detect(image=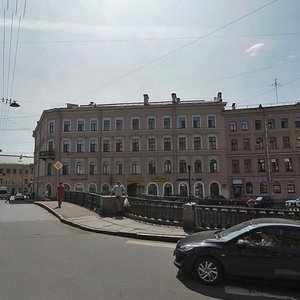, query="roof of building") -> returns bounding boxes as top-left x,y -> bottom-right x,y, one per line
0,155 -> 34,165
